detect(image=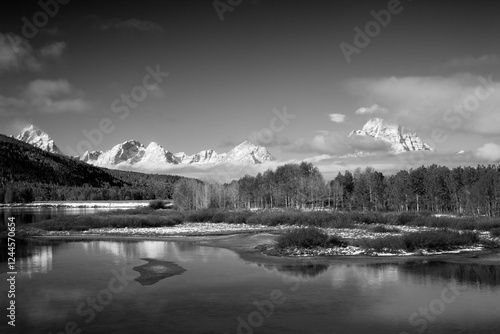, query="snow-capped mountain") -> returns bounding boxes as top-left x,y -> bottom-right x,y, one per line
16,125 -> 62,155
349,118 -> 434,154
81,139 -> 273,169
219,140 -> 274,164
